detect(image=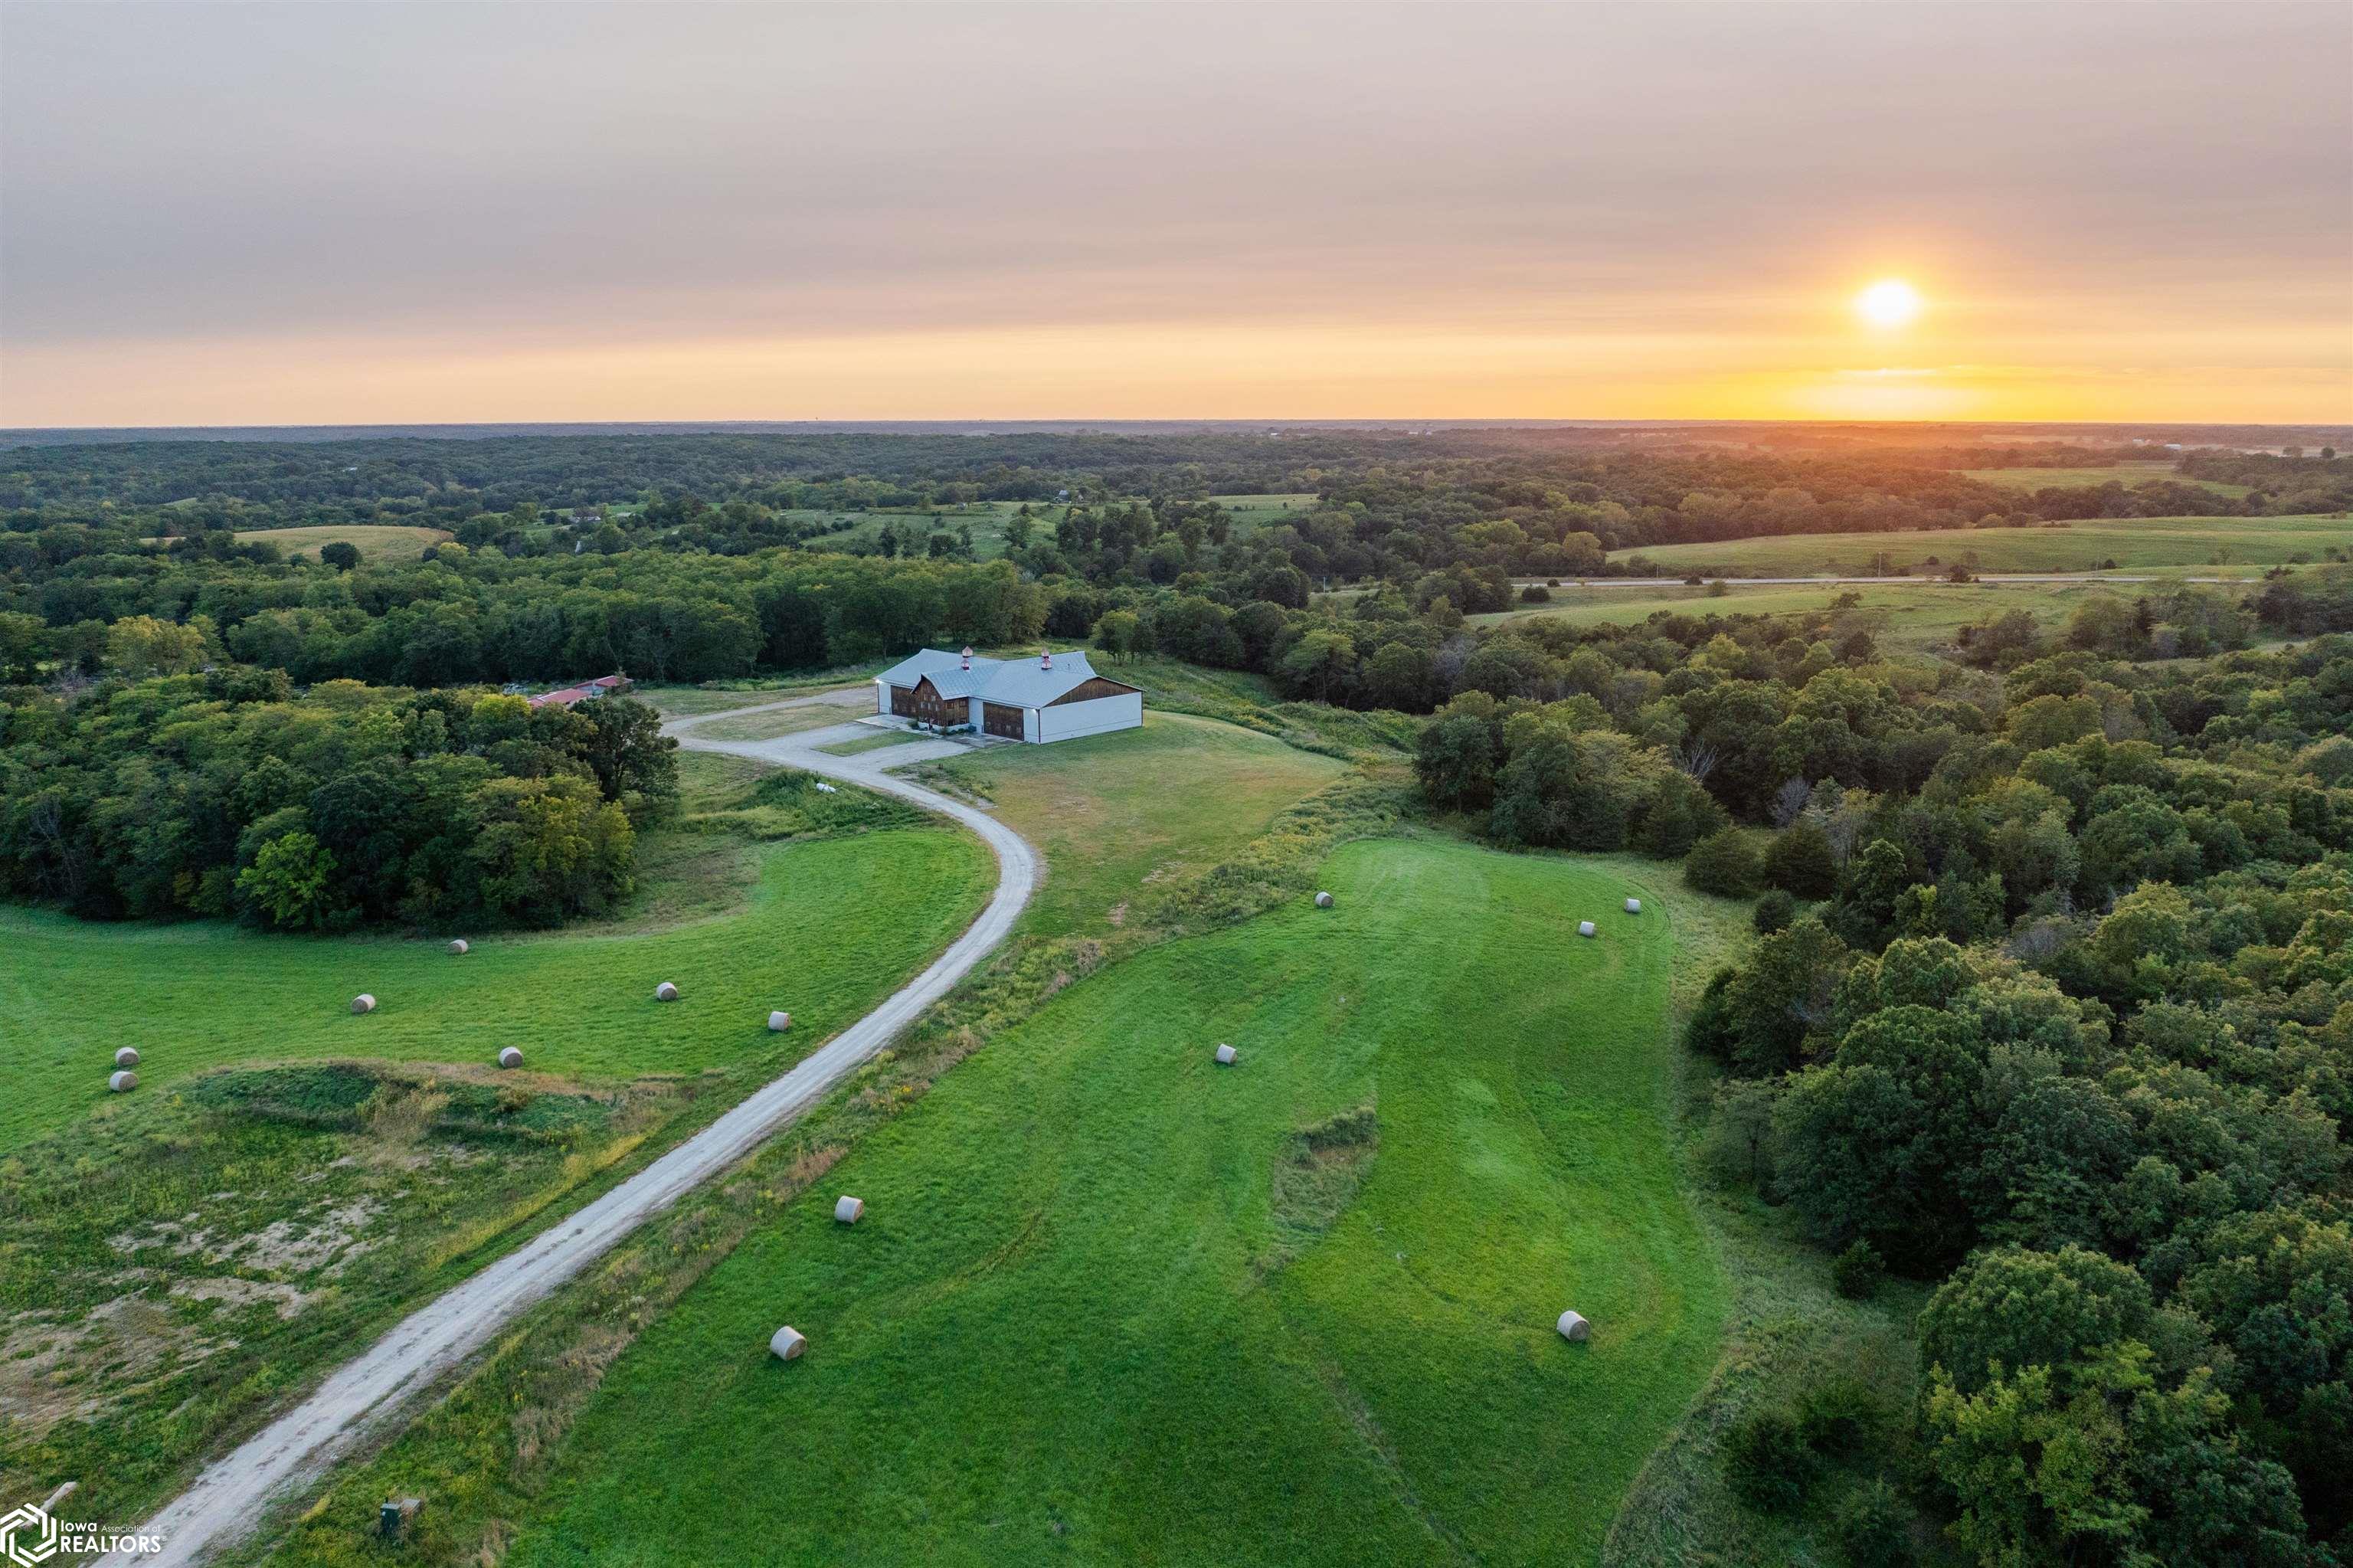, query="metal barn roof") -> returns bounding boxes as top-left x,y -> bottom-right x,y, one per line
875,648 -> 1119,709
